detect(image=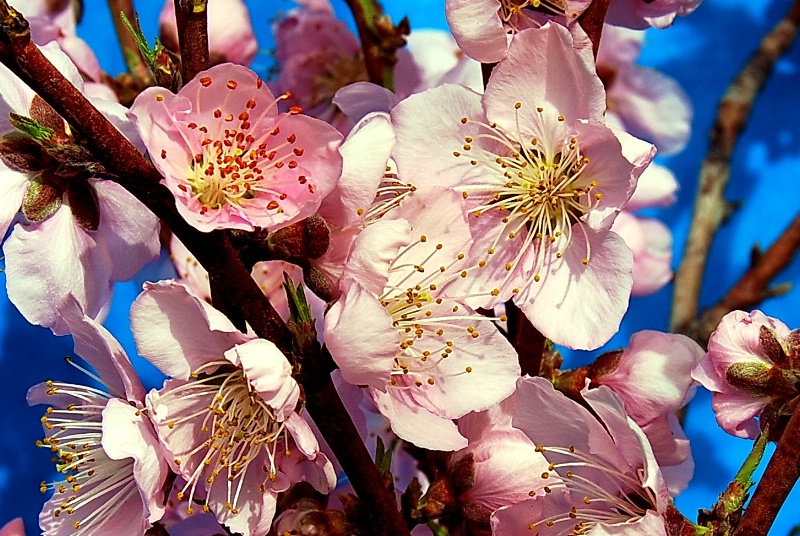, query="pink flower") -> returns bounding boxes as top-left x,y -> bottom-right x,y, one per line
132,281 -> 334,536
692,310 -> 794,439
445,0 -> 591,63
606,0 -> 703,29
598,25 -> 692,156
159,0 -> 258,66
391,24 -> 654,350
592,330 -> 703,494
29,296 -> 169,536
0,43 -> 159,334
129,63 -> 343,233
492,377 -> 670,535
324,191 -> 520,450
